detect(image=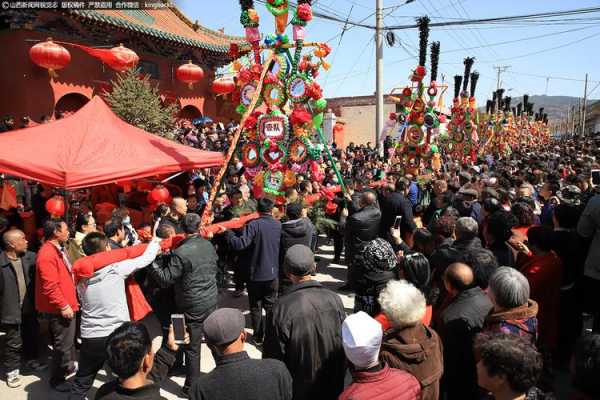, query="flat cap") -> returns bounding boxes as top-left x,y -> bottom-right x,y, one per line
202,308 -> 245,346
284,244 -> 315,276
